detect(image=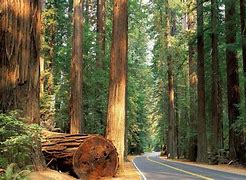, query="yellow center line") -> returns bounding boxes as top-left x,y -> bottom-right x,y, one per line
146,156 -> 214,180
